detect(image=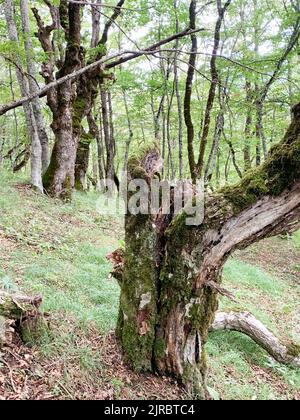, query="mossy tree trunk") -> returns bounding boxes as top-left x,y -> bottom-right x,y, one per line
42,3 -> 82,200
115,103 -> 300,398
